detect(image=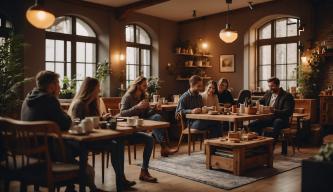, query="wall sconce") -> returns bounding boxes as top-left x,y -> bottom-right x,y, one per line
119,53 -> 125,61
202,42 -> 208,50
26,0 -> 55,29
